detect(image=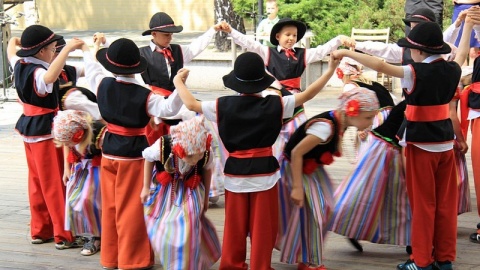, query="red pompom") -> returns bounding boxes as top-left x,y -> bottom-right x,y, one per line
320,152 -> 334,165
172,144 -> 186,159
336,68 -> 344,79
67,149 -> 80,164
91,156 -> 101,167
156,171 -> 173,186
184,174 -> 201,189
303,159 -> 318,175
